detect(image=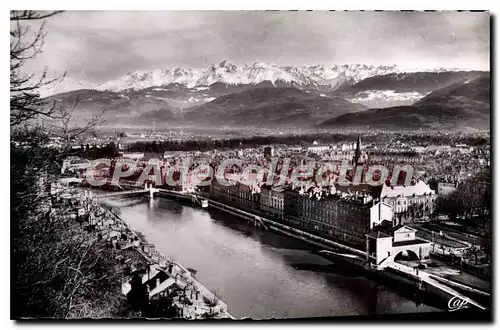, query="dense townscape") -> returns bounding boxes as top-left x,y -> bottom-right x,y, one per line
11,10 -> 491,321
46,127 -> 491,273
